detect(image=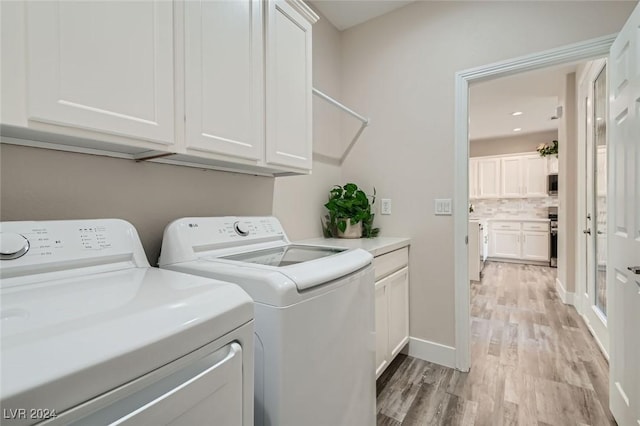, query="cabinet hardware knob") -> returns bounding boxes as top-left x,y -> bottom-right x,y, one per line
583,228 -> 591,235
627,266 -> 640,275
